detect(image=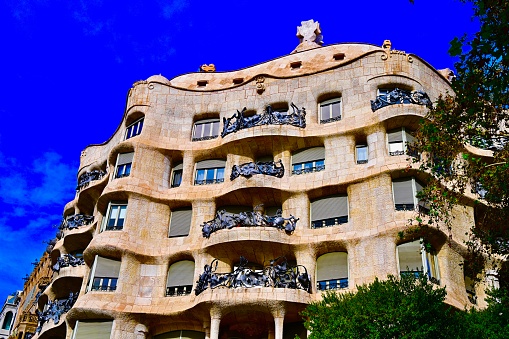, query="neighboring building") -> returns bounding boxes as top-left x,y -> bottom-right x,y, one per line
0,291 -> 20,339
32,20 -> 488,339
8,252 -> 53,339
